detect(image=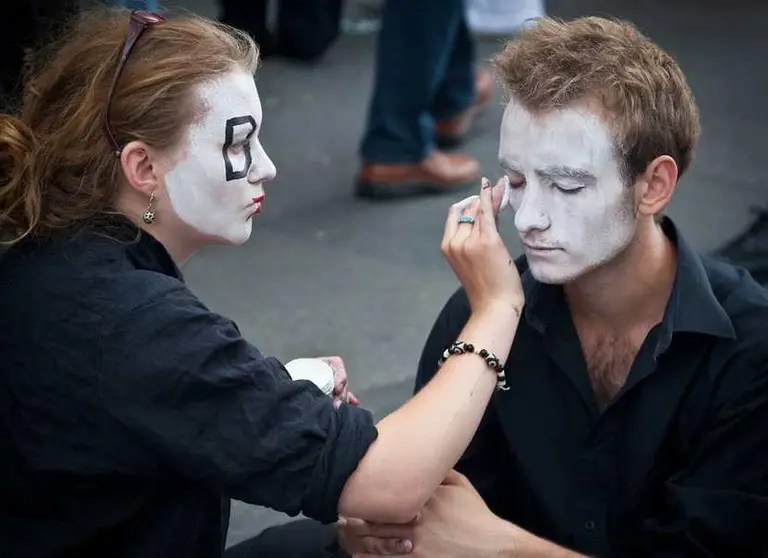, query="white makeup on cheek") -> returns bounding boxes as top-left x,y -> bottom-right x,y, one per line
498,98 -> 637,284
164,70 -> 268,245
